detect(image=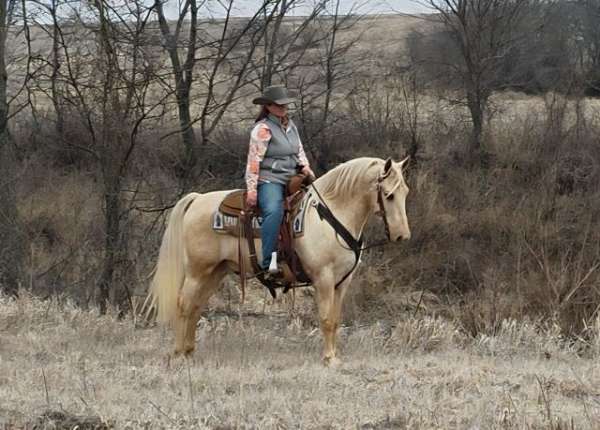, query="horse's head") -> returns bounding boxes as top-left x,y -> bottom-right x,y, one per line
375,157 -> 411,242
